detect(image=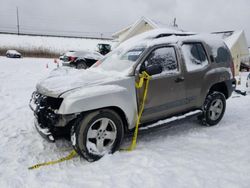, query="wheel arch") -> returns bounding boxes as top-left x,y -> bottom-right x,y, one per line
108,106 -> 130,133
79,106 -> 130,134
208,82 -> 229,99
